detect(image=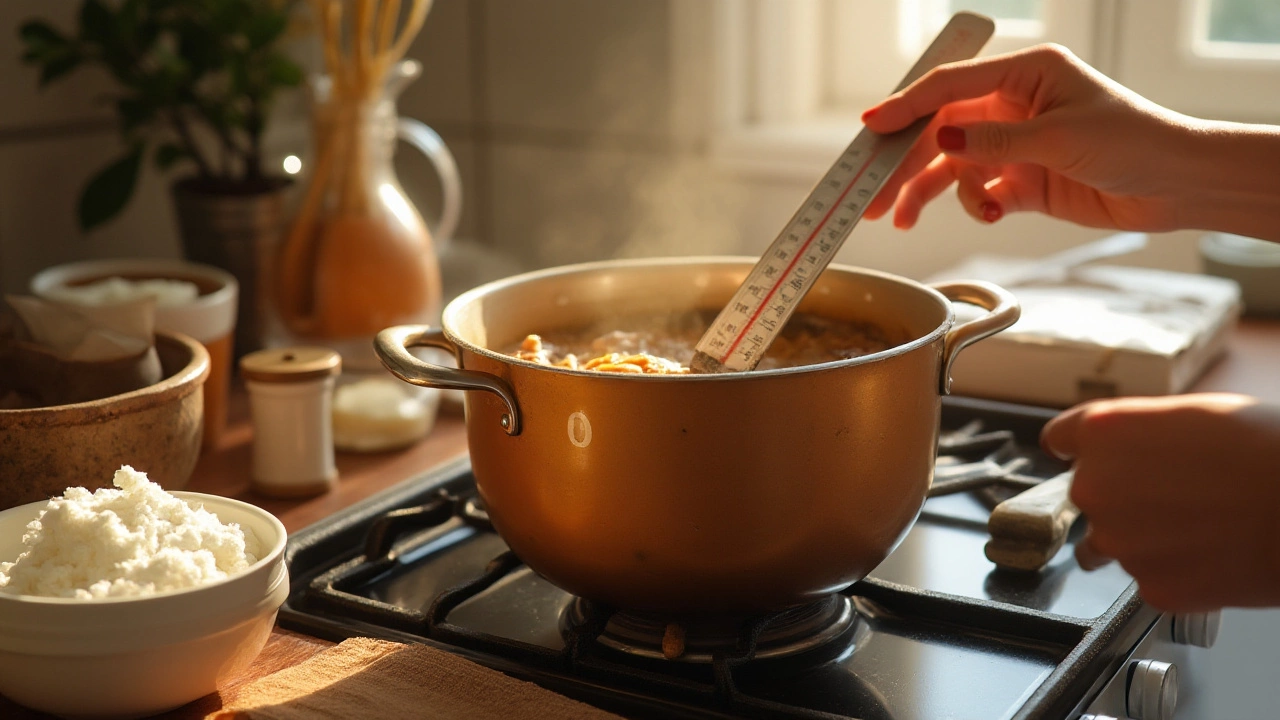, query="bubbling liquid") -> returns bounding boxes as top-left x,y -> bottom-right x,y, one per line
507,311 -> 892,374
